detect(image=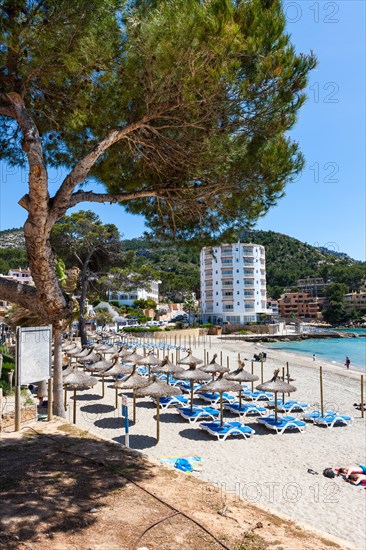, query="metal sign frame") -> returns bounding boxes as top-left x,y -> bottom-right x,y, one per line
16,325 -> 52,385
